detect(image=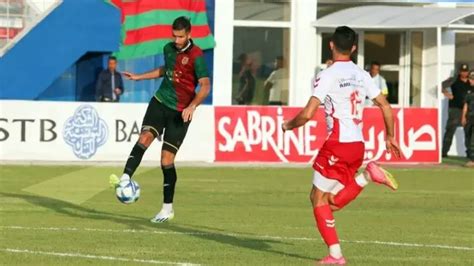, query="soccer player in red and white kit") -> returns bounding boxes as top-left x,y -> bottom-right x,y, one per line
282,26 -> 401,265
